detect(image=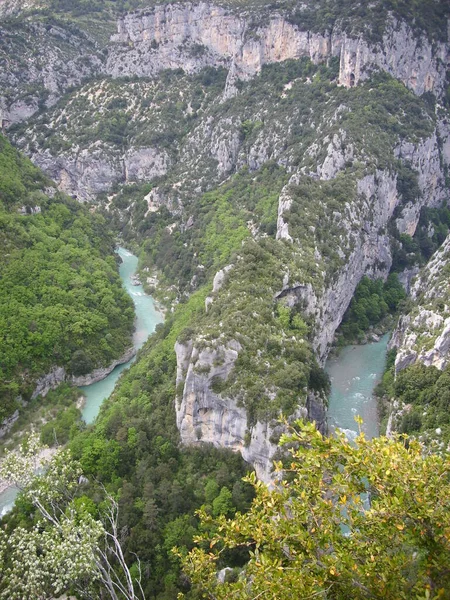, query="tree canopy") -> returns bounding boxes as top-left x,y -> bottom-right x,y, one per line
0,134 -> 134,420
180,420 -> 450,600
